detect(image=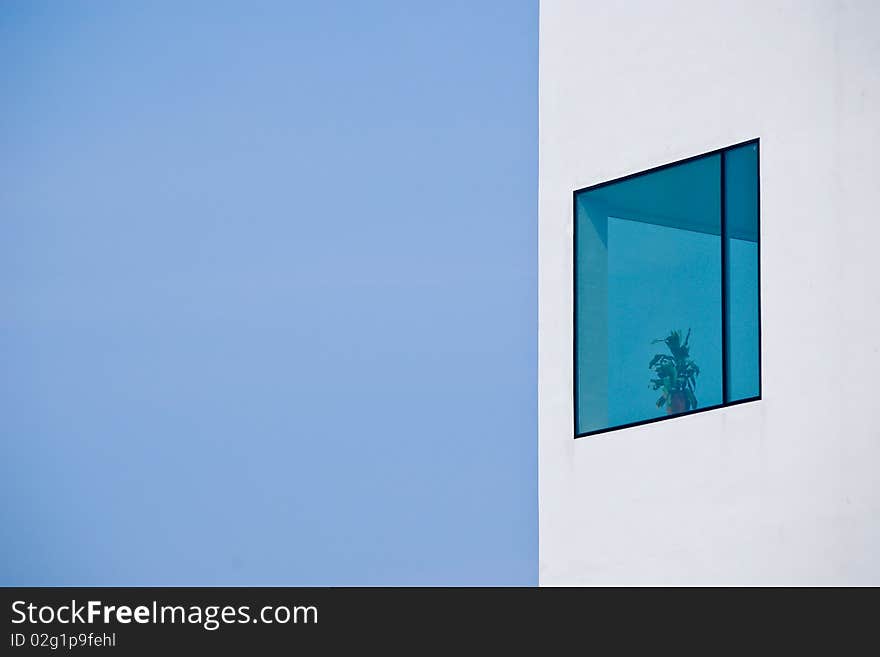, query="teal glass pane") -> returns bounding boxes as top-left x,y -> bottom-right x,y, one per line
724,143 -> 760,401
575,154 -> 723,435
